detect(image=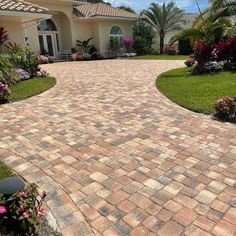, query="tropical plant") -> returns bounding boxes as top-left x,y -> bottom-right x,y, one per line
0,27 -> 8,49
170,0 -> 236,45
118,6 -> 136,13
0,54 -> 19,85
143,2 -> 185,54
77,38 -> 93,53
5,42 -> 22,53
0,82 -> 11,102
133,20 -> 155,55
121,38 -> 134,53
